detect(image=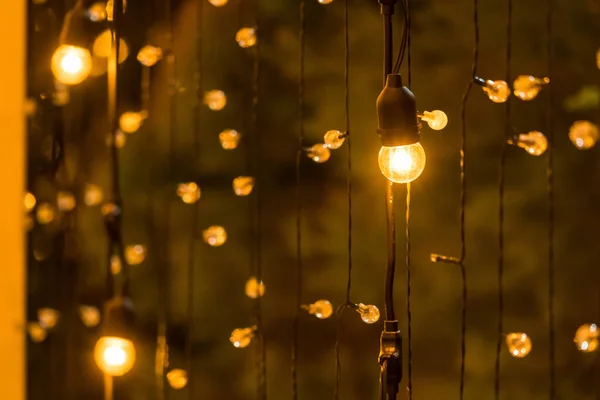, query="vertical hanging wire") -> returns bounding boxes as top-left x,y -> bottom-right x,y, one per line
545,0 -> 556,397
